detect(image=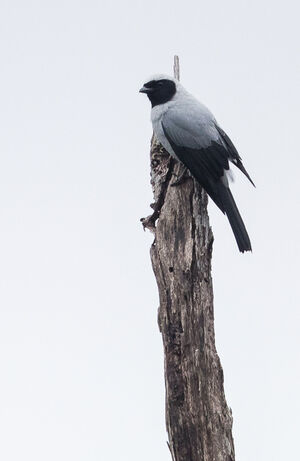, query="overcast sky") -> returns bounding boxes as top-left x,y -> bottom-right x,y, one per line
0,1 -> 299,460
